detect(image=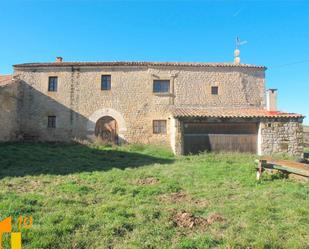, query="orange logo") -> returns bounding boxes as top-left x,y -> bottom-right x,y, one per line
0,216 -> 32,249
